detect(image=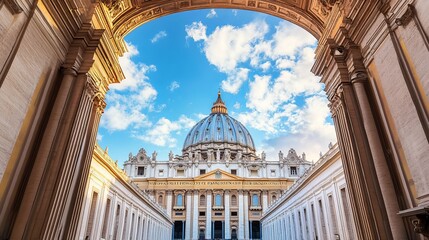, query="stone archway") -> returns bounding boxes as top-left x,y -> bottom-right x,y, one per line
0,0 -> 428,239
